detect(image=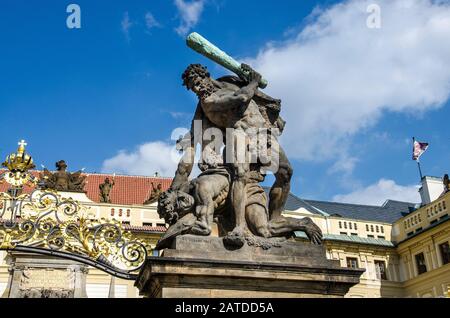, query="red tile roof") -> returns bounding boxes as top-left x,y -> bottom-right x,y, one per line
123,224 -> 167,233
84,173 -> 172,205
0,170 -> 173,206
